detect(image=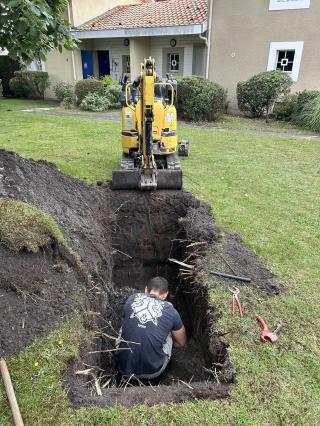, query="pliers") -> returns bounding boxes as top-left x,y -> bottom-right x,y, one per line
229,286 -> 244,317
